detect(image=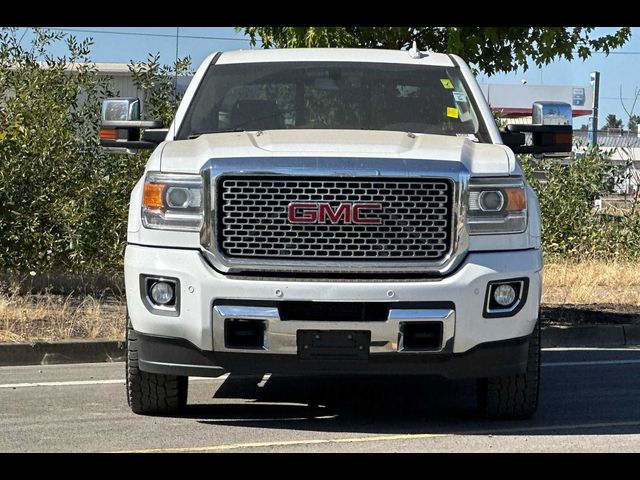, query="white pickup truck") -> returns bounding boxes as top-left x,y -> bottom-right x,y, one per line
100,47 -> 572,418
